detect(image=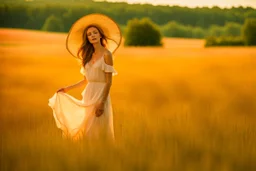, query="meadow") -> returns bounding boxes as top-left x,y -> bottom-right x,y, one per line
0,28 -> 256,171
